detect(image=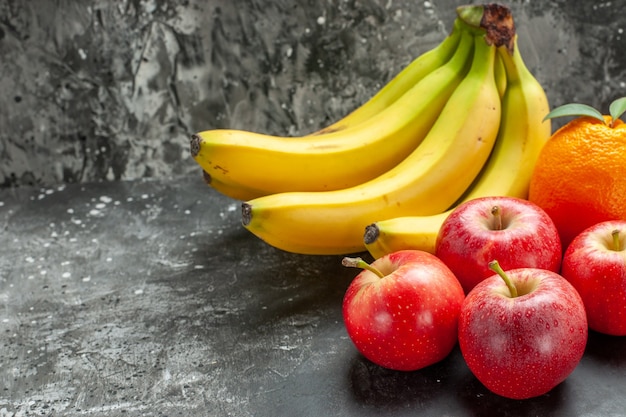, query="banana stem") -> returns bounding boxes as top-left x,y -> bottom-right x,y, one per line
456,3 -> 515,51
